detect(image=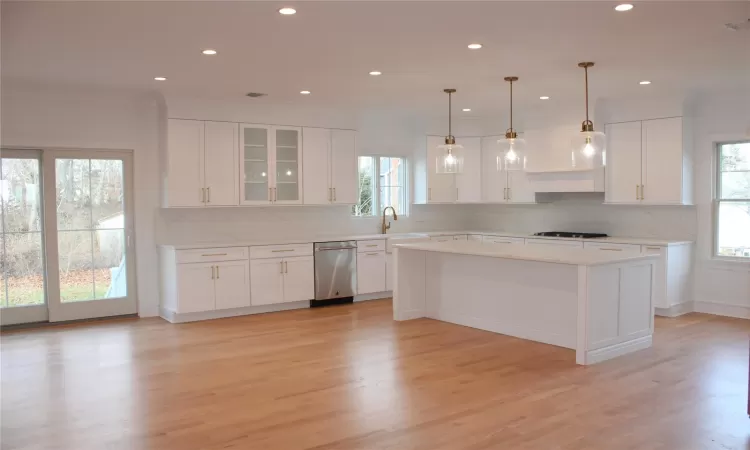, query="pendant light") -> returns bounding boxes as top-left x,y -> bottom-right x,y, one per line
497,76 -> 527,171
436,88 -> 464,174
571,62 -> 605,168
